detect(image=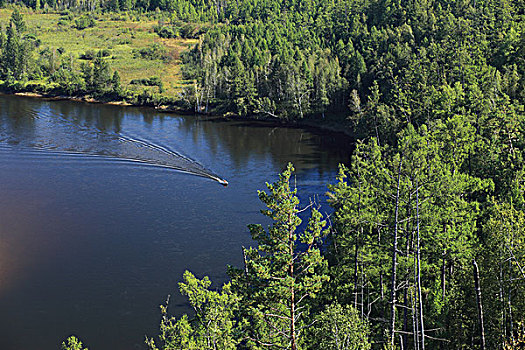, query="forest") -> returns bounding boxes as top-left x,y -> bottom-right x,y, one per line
1,0 -> 525,348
